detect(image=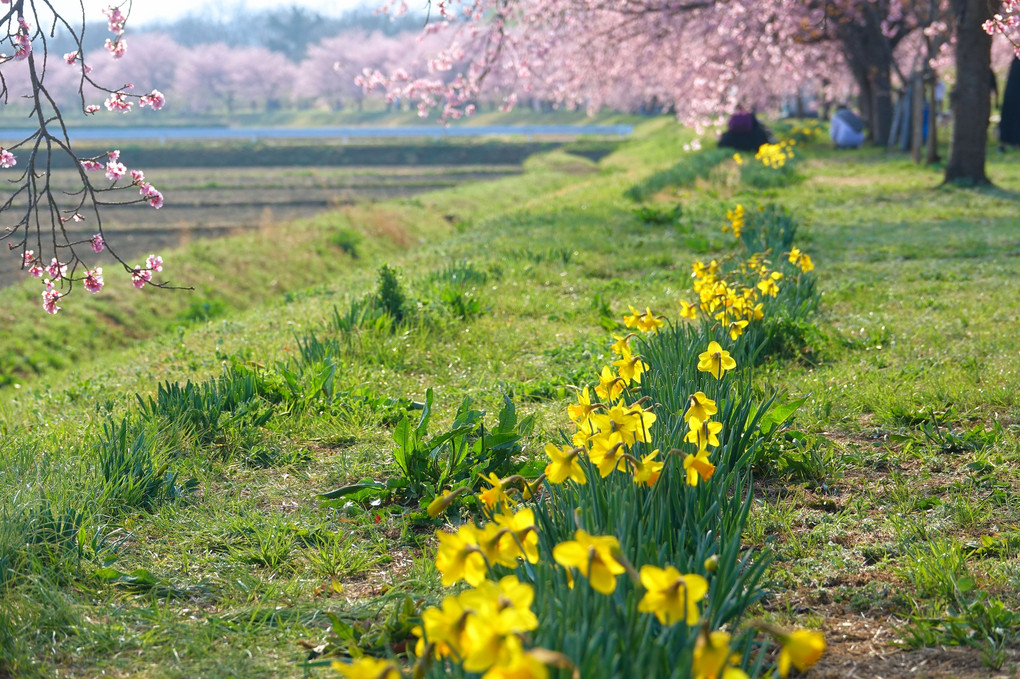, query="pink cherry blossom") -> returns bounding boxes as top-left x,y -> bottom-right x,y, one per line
46,258 -> 67,279
91,233 -> 105,253
103,6 -> 126,35
105,38 -> 127,59
146,254 -> 163,272
23,250 -> 34,264
130,169 -> 145,183
14,18 -> 32,61
105,160 -> 127,181
83,268 -> 105,293
139,90 -> 166,110
42,285 -> 62,315
0,149 -> 16,168
131,266 -> 152,289
139,182 -> 163,209
85,105 -> 100,114
81,159 -> 103,171
104,93 -> 132,113
28,264 -> 43,278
